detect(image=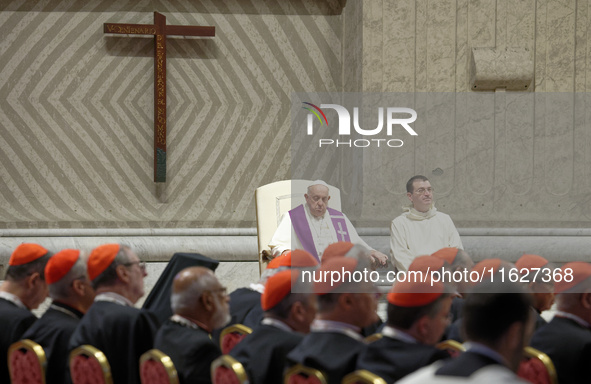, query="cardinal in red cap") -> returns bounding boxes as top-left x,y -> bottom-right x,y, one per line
0,243 -> 52,383
356,278 -> 453,383
529,261 -> 591,384
286,257 -> 379,383
229,270 -> 316,384
22,249 -> 95,384
68,244 -> 159,384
